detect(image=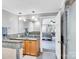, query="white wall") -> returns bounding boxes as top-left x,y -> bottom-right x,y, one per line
18,20 -> 25,33
33,21 -> 40,31
28,22 -> 34,32
67,2 -> 76,59
2,10 -> 24,34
